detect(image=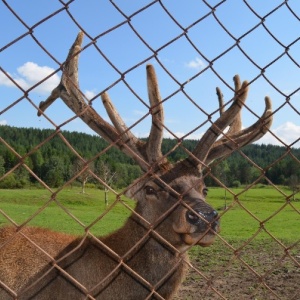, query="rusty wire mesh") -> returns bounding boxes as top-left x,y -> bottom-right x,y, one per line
0,1 -> 300,299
